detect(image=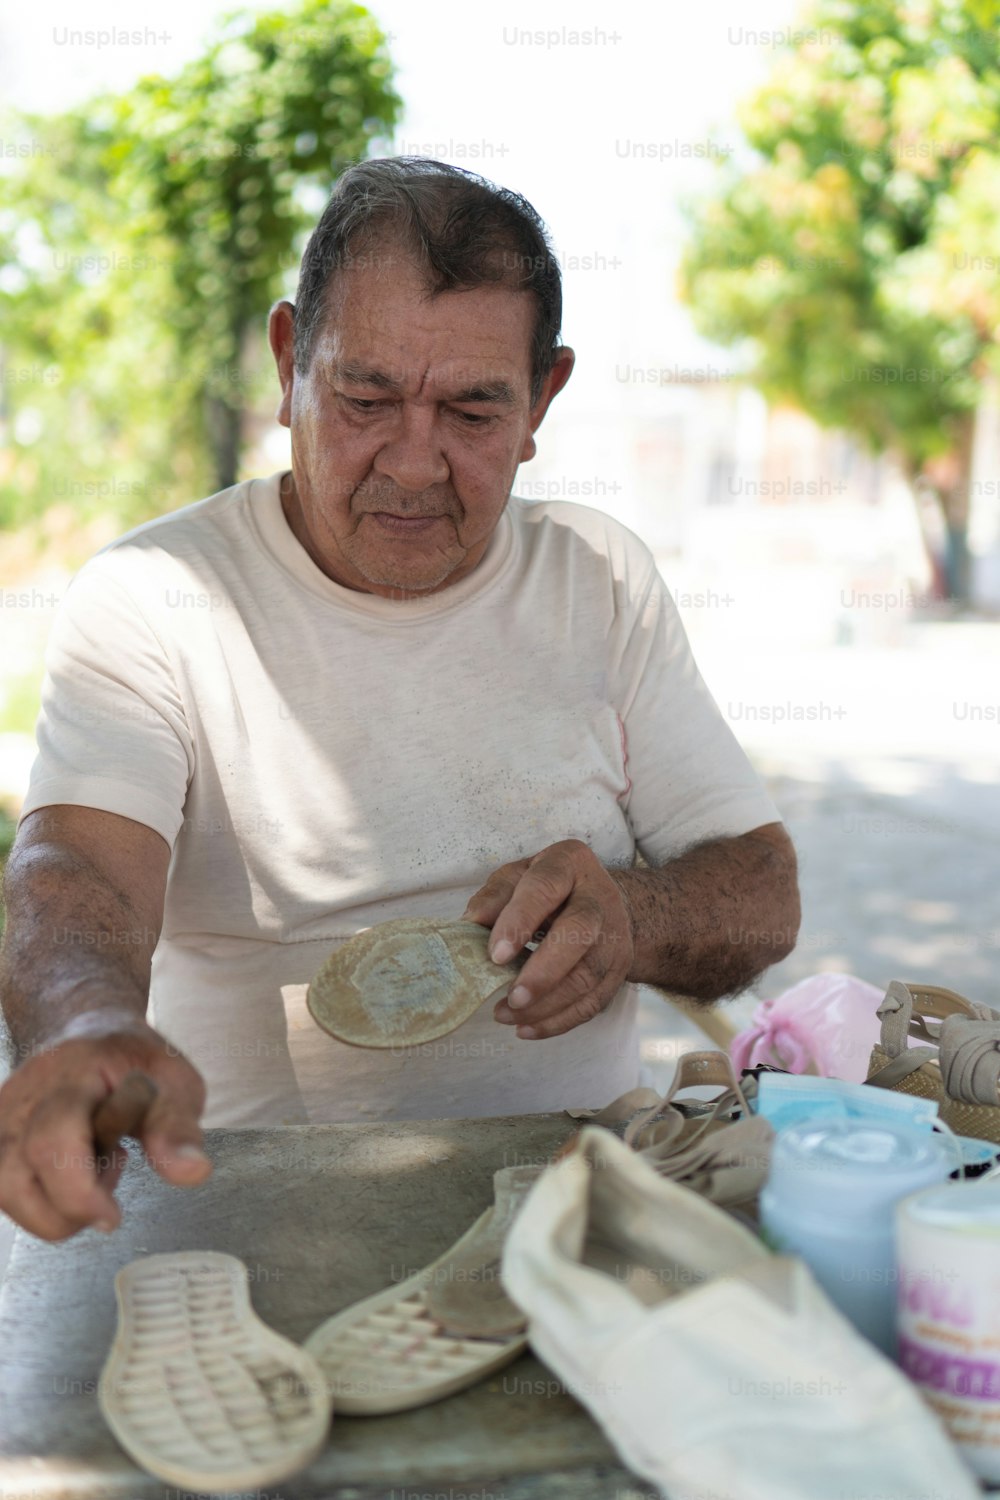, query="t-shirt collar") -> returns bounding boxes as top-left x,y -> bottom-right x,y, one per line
249,471 -> 515,619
